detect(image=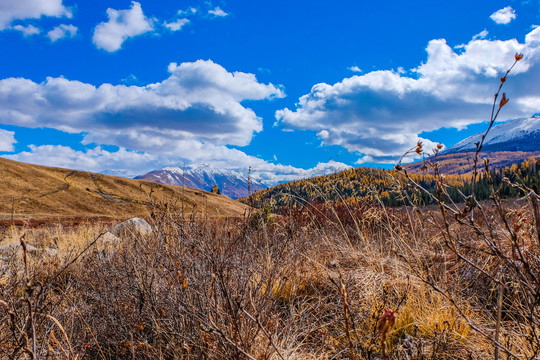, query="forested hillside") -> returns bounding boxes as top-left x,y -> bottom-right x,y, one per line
245,156 -> 540,210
